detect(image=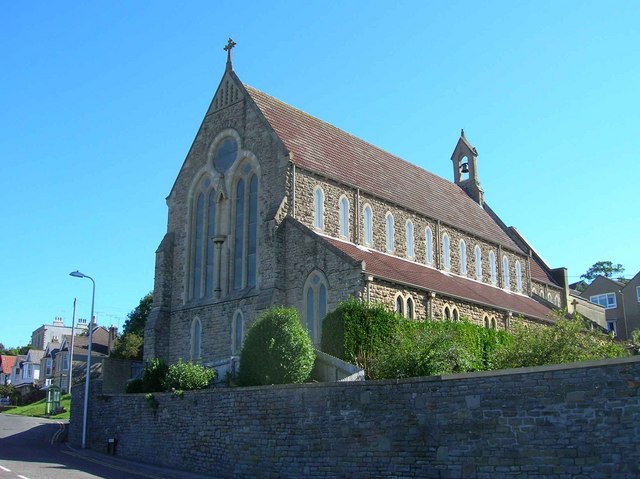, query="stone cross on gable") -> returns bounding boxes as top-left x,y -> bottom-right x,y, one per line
224,38 -> 237,70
